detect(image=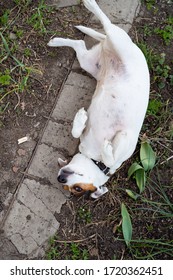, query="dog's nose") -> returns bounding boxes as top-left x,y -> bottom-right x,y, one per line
57,175 -> 67,184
